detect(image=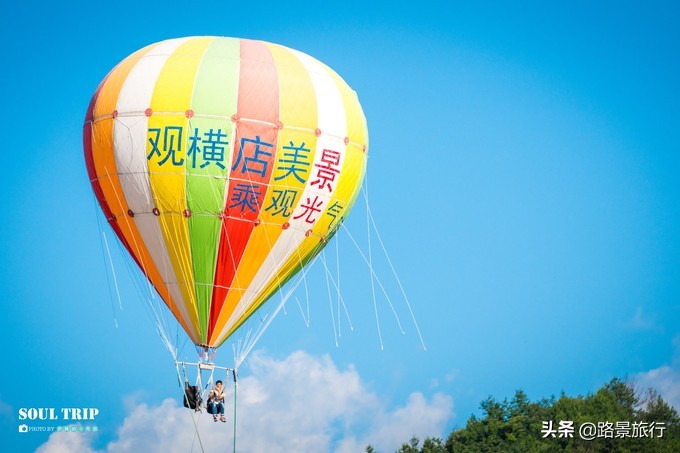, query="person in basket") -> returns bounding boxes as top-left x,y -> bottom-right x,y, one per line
208,380 -> 226,423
